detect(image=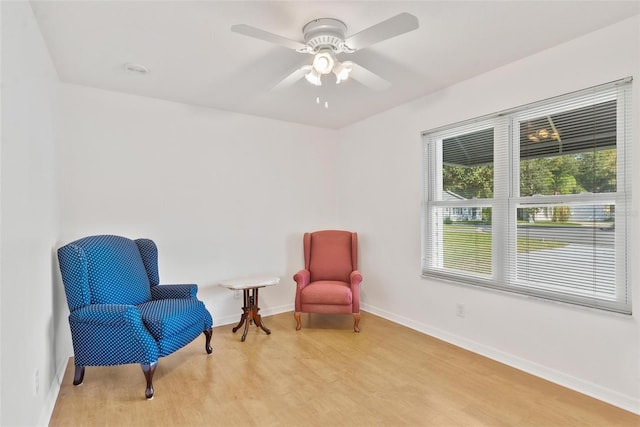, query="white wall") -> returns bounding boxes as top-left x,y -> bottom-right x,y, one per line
336,16 -> 640,413
57,83 -> 339,326
1,1 -> 61,425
